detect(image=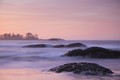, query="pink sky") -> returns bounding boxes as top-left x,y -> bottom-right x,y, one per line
0,0 -> 120,40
